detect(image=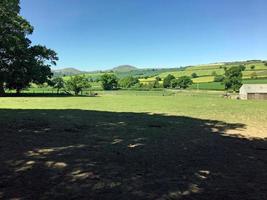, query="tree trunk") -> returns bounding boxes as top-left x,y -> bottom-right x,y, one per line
0,82 -> 5,96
